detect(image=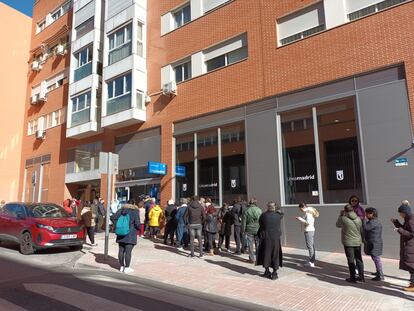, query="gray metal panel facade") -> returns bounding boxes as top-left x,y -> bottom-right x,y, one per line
245,111 -> 281,208
115,134 -> 161,170
357,80 -> 414,257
